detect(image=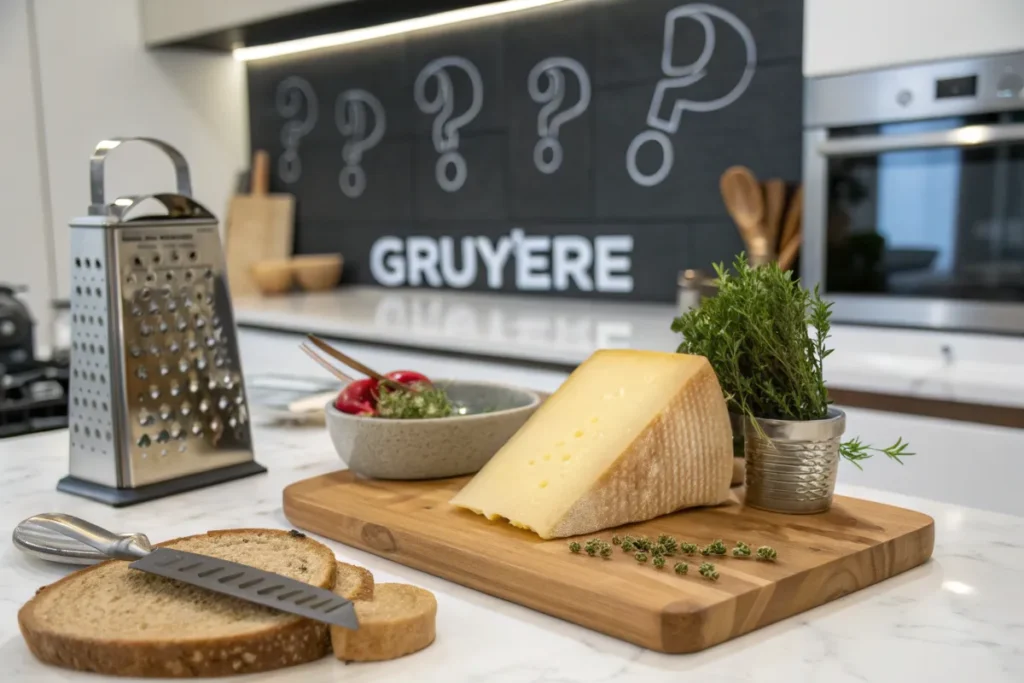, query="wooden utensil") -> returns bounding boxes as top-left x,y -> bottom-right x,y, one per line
284,471 -> 934,654
305,334 -> 402,389
778,184 -> 803,256
762,179 -> 786,255
299,343 -> 354,383
777,184 -> 804,272
720,166 -> 770,265
778,226 -> 803,272
225,150 -> 295,298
